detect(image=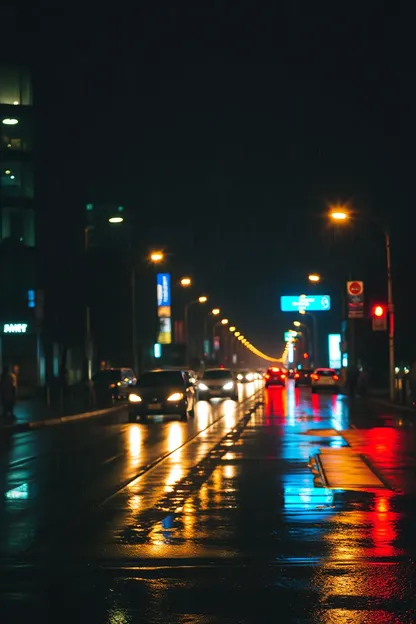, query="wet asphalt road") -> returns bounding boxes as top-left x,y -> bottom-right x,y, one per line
1,381 -> 416,622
